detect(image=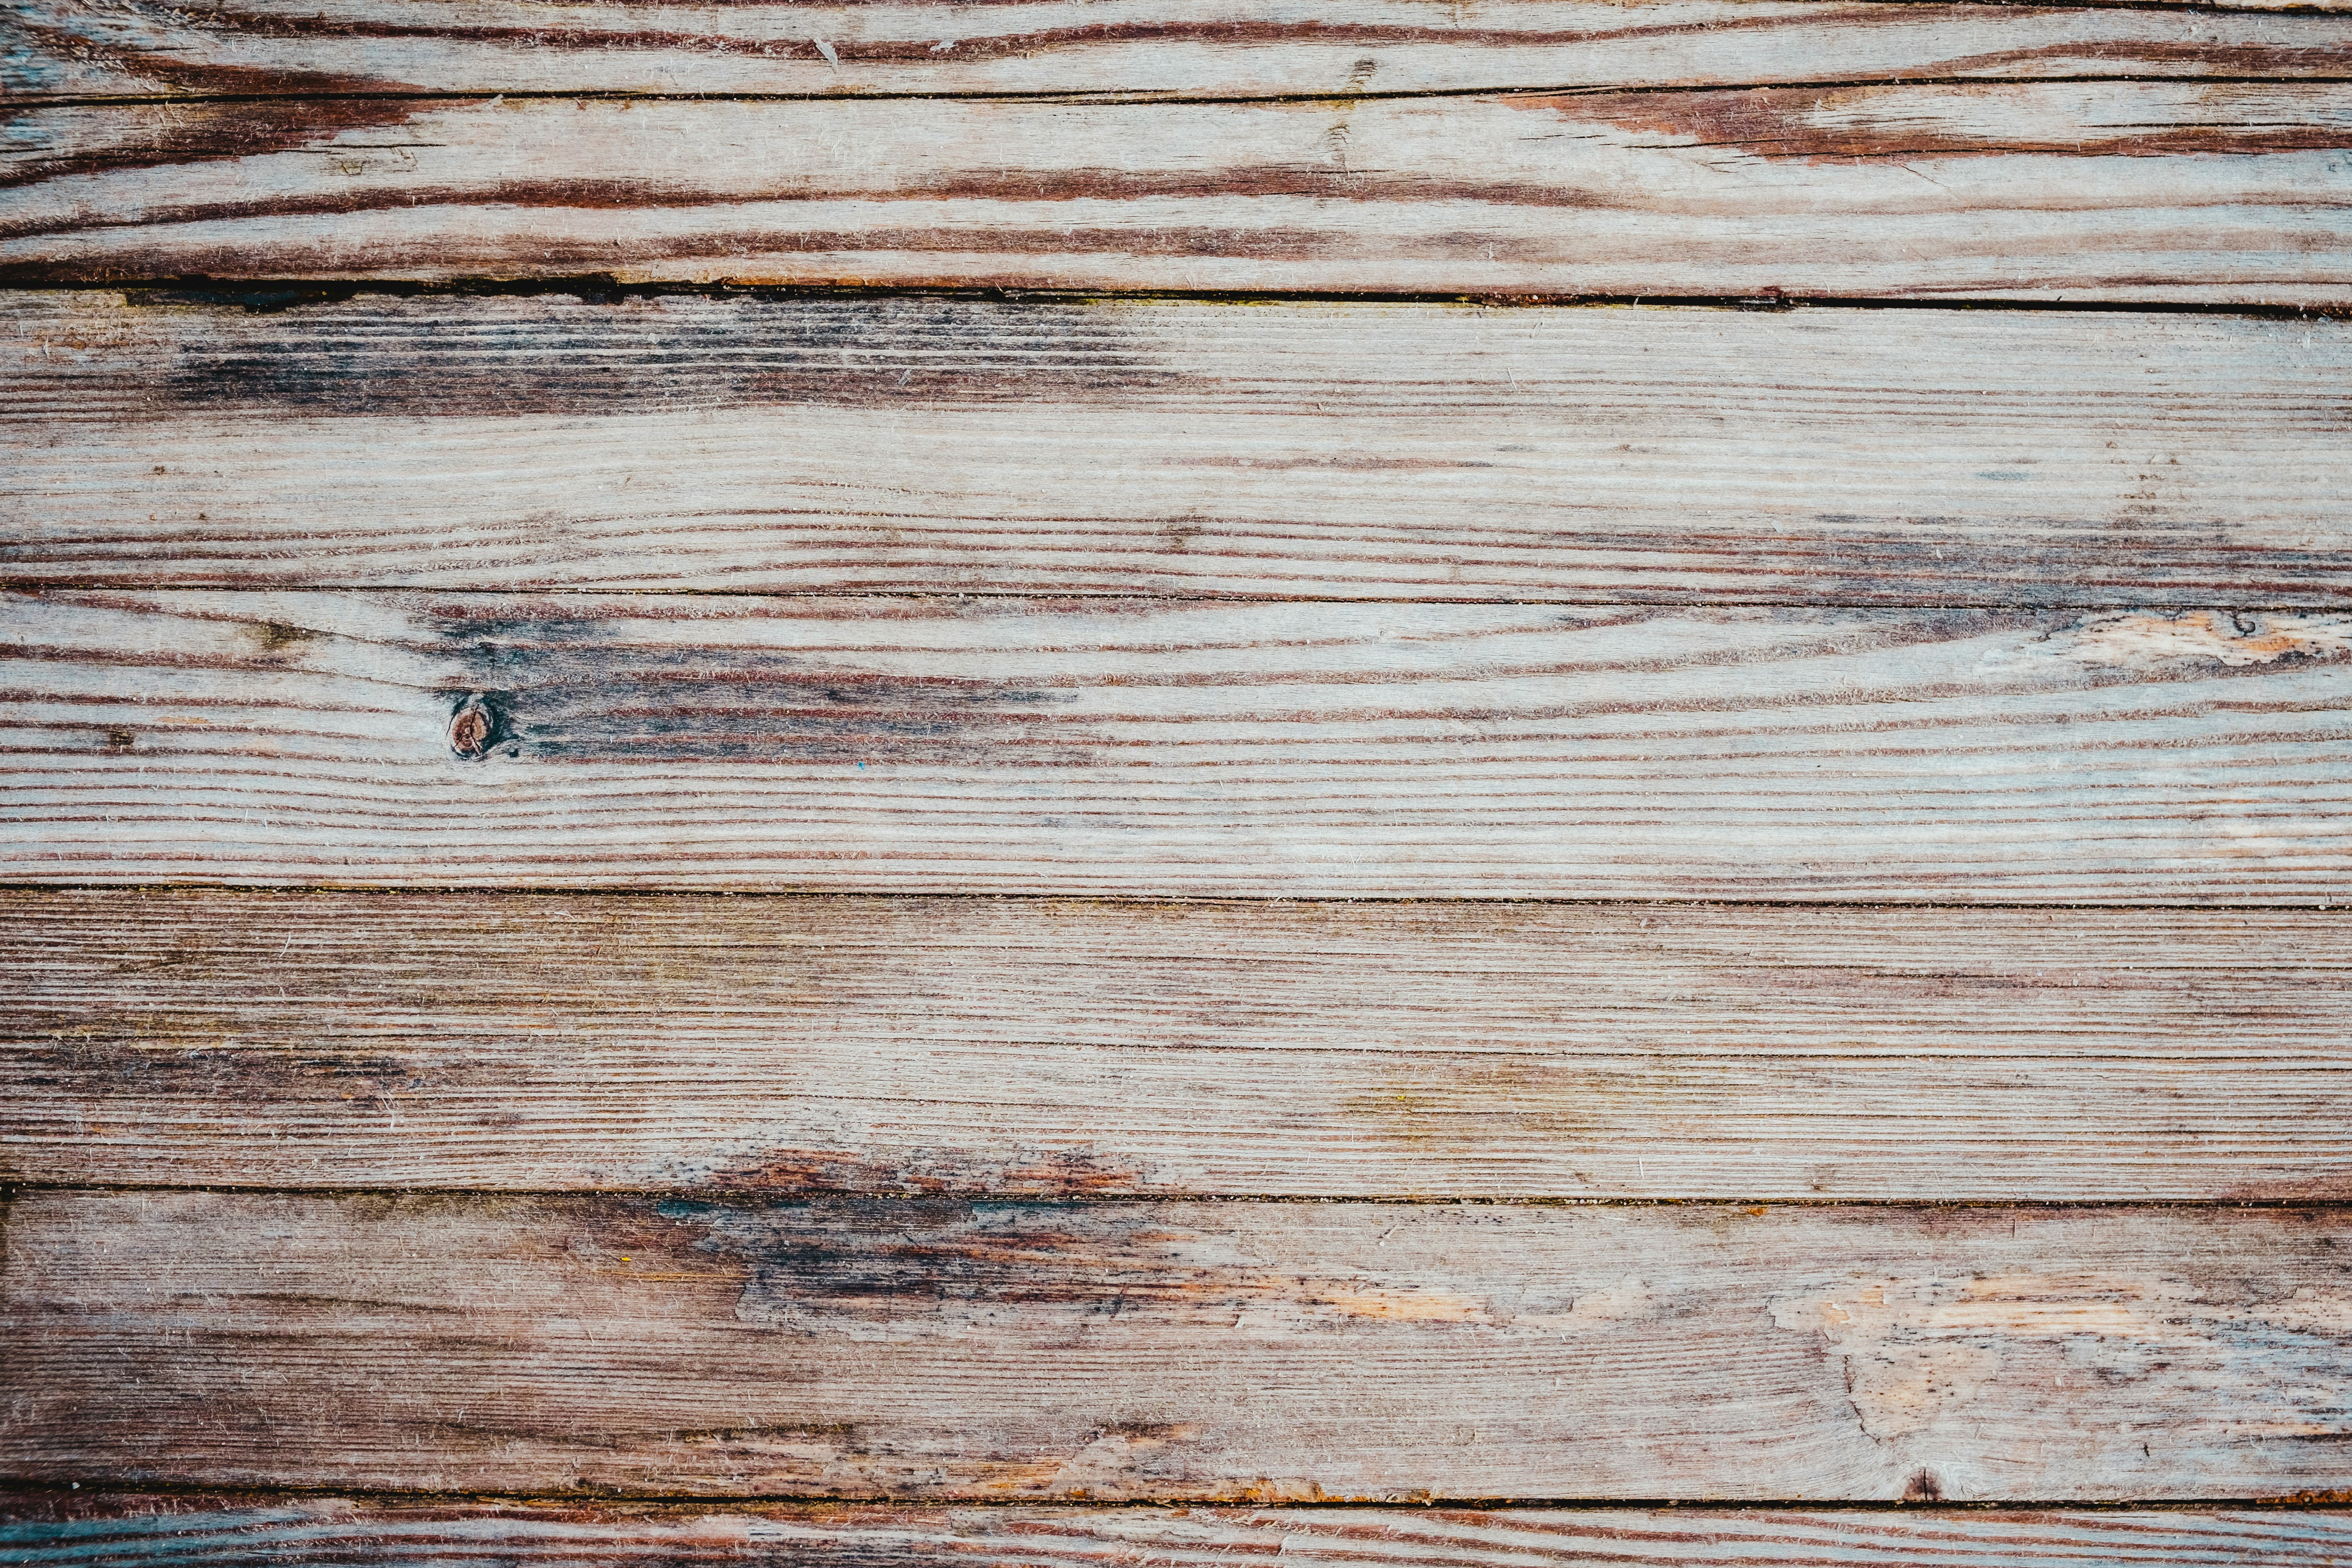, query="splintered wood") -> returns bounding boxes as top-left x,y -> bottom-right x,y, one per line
4,0 -> 2350,1553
